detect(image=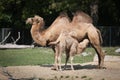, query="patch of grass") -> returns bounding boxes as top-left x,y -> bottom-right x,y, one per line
54,76 -> 58,80
81,75 -> 87,79
87,78 -> 93,80
0,47 -> 54,66
65,75 -> 70,78
81,76 -> 93,80
0,47 -> 119,66
60,75 -> 64,78
103,47 -> 120,56
75,76 -> 79,78
101,78 -> 105,80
